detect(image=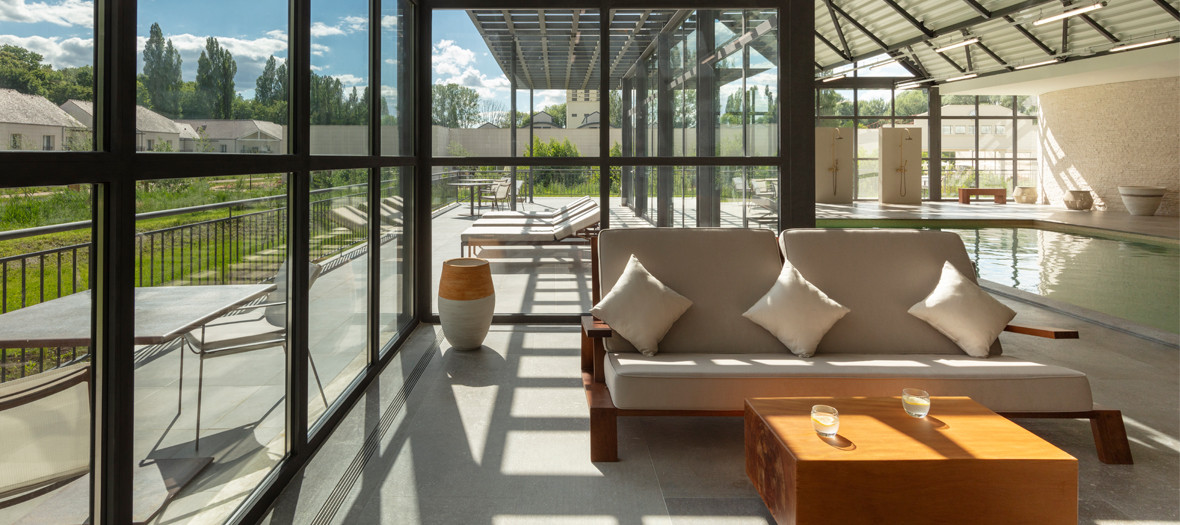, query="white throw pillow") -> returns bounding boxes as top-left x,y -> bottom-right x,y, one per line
908,261 -> 1016,358
590,254 -> 692,357
742,263 -> 850,357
